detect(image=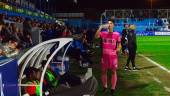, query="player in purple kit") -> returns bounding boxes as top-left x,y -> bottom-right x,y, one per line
95,19 -> 121,95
